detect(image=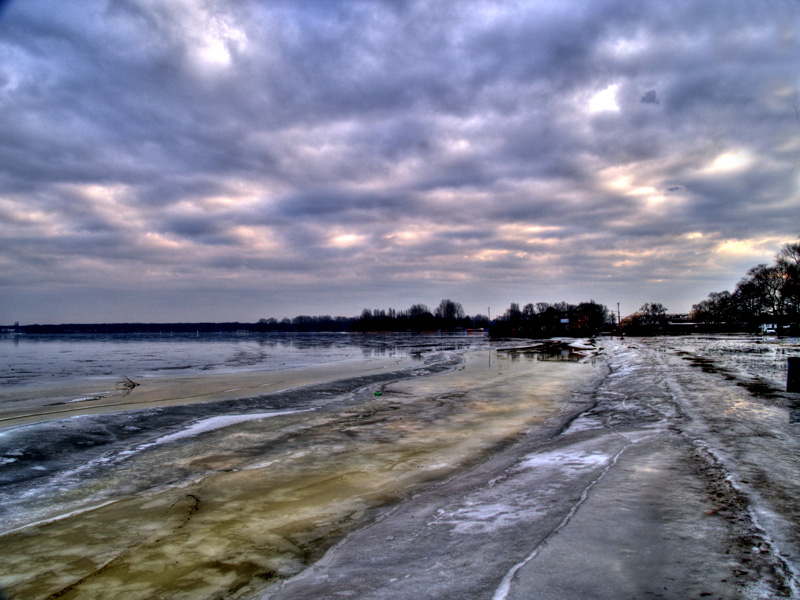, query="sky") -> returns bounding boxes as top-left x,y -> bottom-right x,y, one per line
1,0 -> 799,324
